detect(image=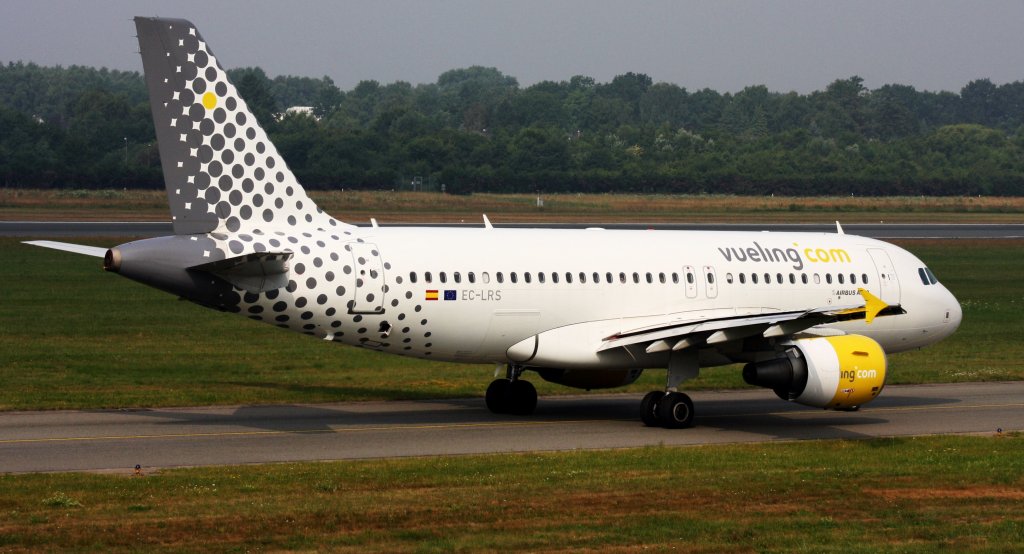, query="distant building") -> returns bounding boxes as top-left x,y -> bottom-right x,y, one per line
275,106 -> 318,121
